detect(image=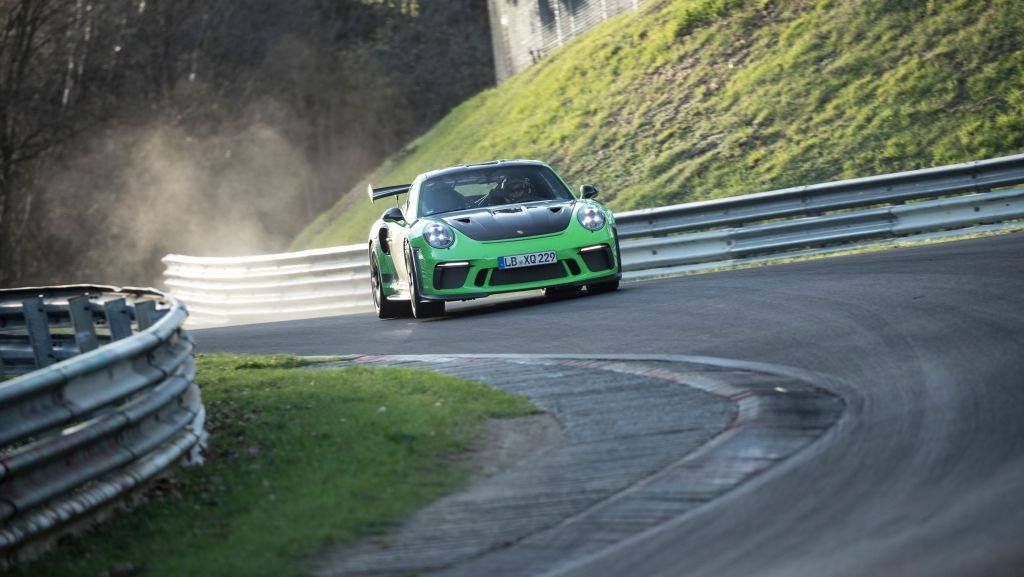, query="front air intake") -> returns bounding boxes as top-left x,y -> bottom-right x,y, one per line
433,263 -> 470,290
580,245 -> 613,272
489,262 -> 567,286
